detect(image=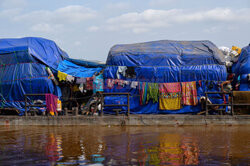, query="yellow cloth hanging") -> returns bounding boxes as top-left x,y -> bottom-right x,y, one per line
159,83 -> 181,110
57,71 -> 67,81
231,46 -> 241,55
159,94 -> 181,110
